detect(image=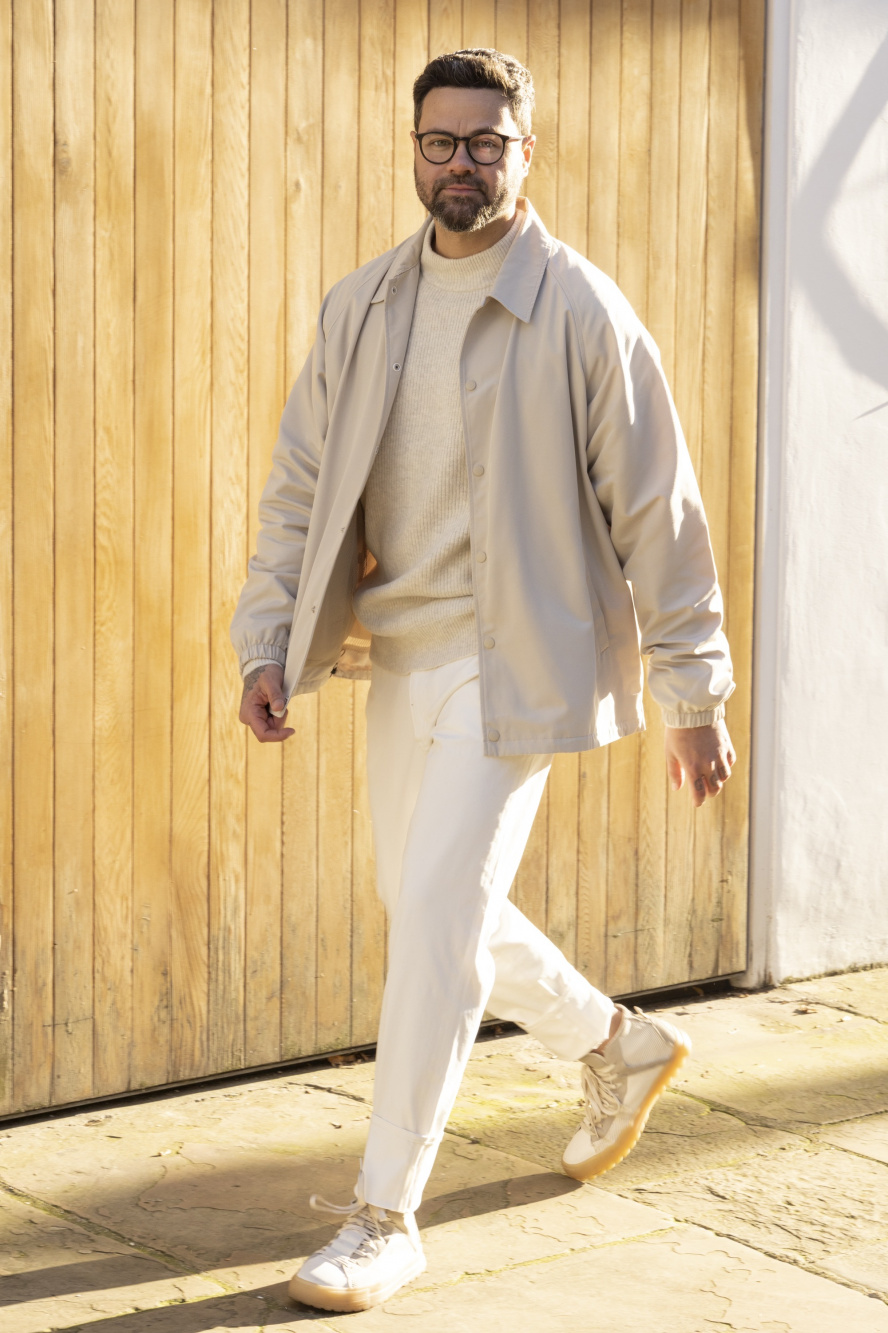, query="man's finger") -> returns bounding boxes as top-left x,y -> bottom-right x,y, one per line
692,773 -> 707,807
